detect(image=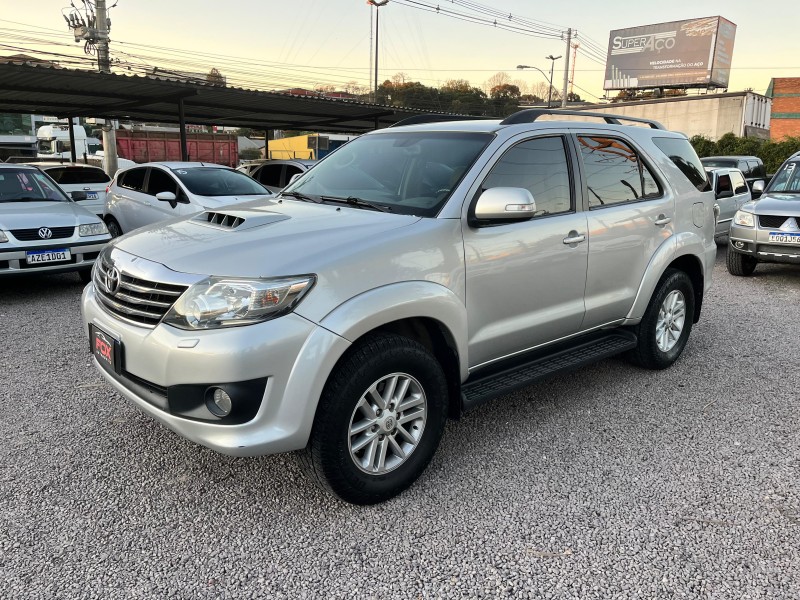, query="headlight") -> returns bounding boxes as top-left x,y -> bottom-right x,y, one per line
733,211 -> 755,227
79,222 -> 109,237
163,275 -> 316,330
0,231 -> 7,243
